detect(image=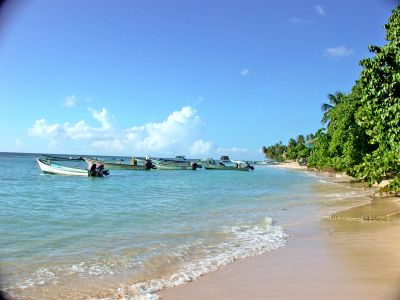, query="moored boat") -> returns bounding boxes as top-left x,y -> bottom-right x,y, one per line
83,157 -> 155,170
37,158 -> 108,177
201,158 -> 254,171
41,154 -> 84,161
153,156 -> 202,170
220,155 -> 231,163
155,163 -> 200,170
